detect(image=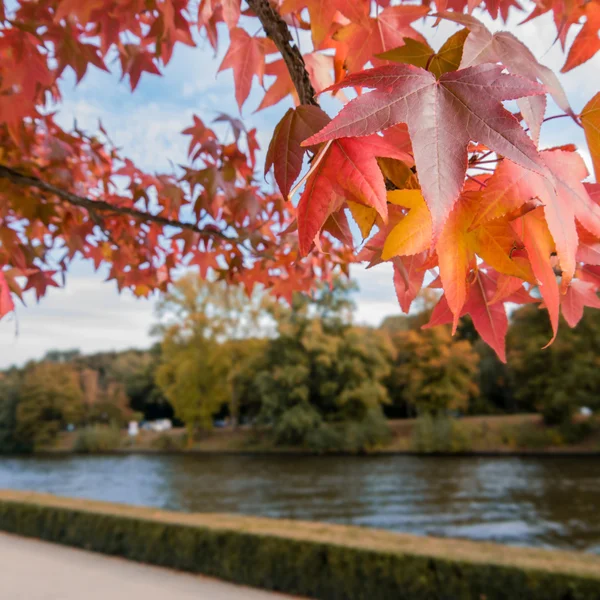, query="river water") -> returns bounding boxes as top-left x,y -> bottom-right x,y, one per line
0,454 -> 598,553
